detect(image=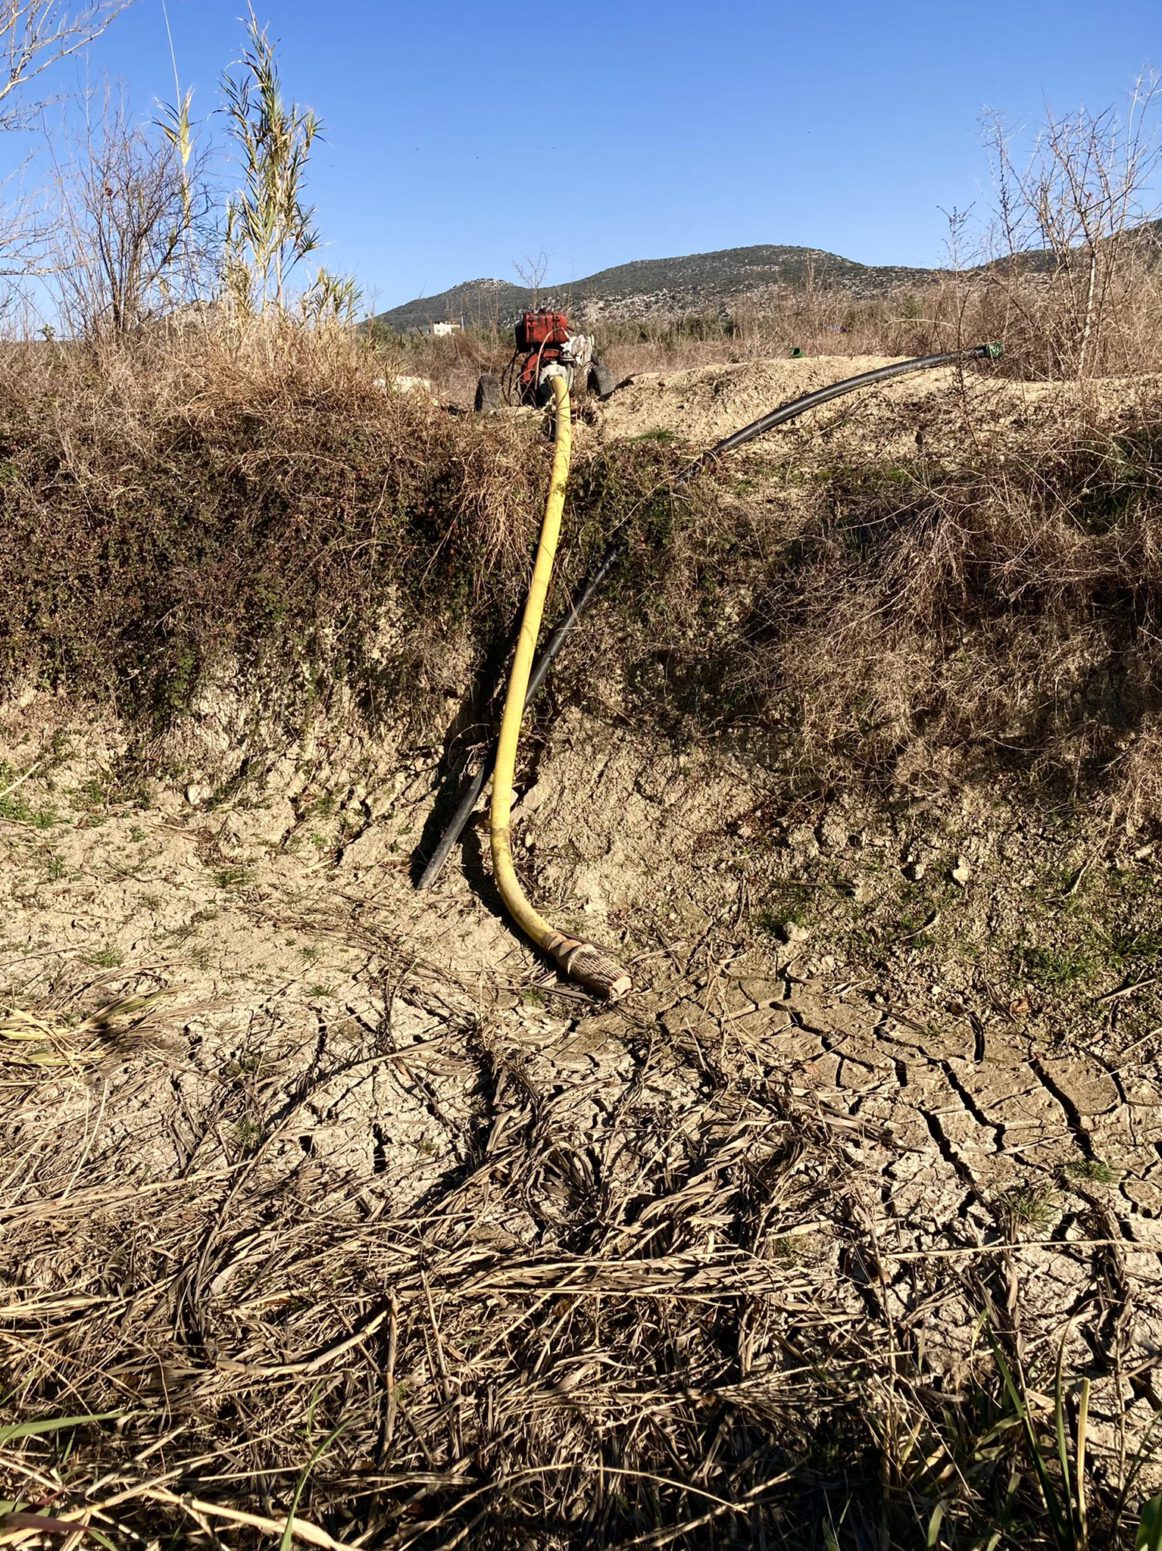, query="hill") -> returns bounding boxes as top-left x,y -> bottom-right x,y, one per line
374,243 -> 943,331
374,221 -> 1162,333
